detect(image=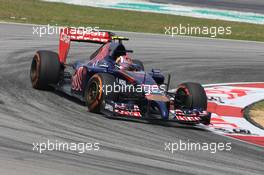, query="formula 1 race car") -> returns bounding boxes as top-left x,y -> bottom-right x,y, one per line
30,28 -> 211,125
